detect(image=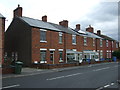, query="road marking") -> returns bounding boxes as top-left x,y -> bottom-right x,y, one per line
2,84 -> 20,89
104,84 -> 110,88
96,87 -> 103,90
88,65 -> 92,67
111,83 -> 114,85
47,73 -> 83,80
93,67 -> 110,72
